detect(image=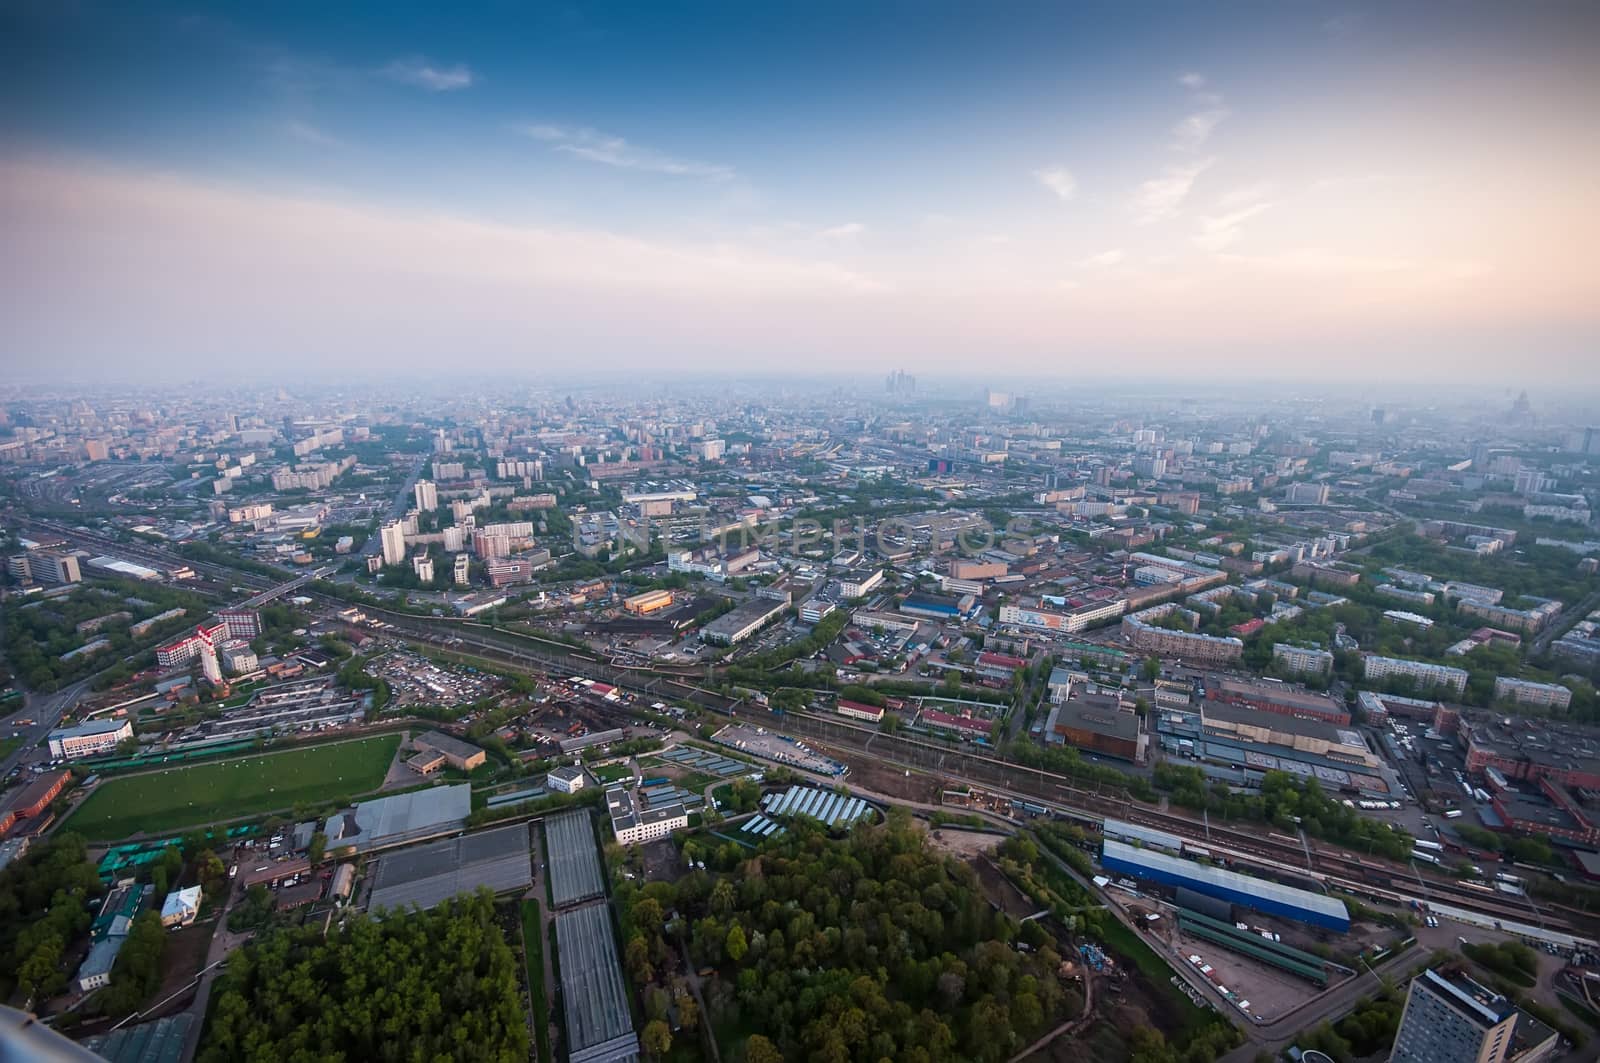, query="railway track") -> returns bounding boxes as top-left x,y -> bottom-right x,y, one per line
28,518 -> 1599,941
